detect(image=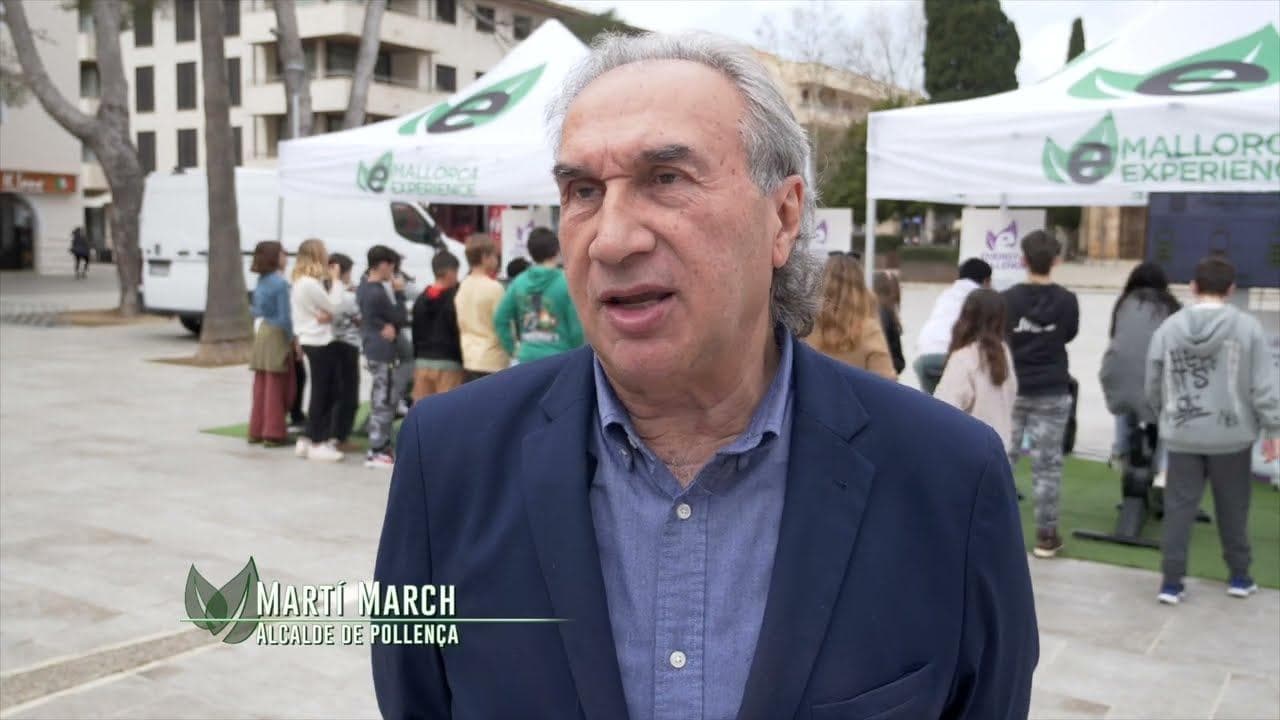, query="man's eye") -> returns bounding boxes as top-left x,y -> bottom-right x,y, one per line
654,172 -> 679,185
568,182 -> 599,201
